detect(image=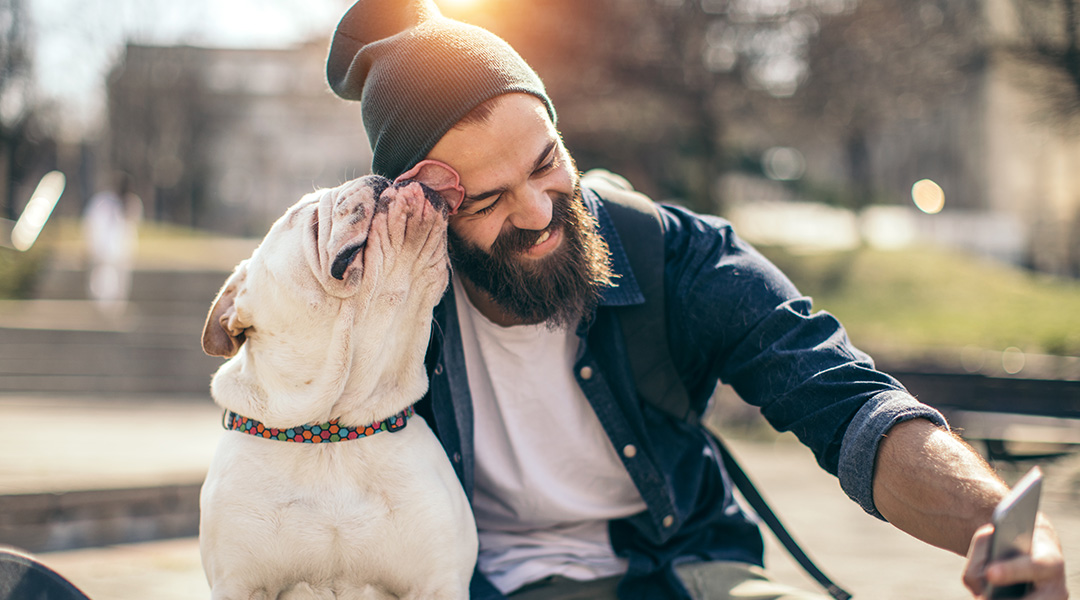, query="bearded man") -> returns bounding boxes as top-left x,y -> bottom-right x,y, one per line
325,1 -> 1069,599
